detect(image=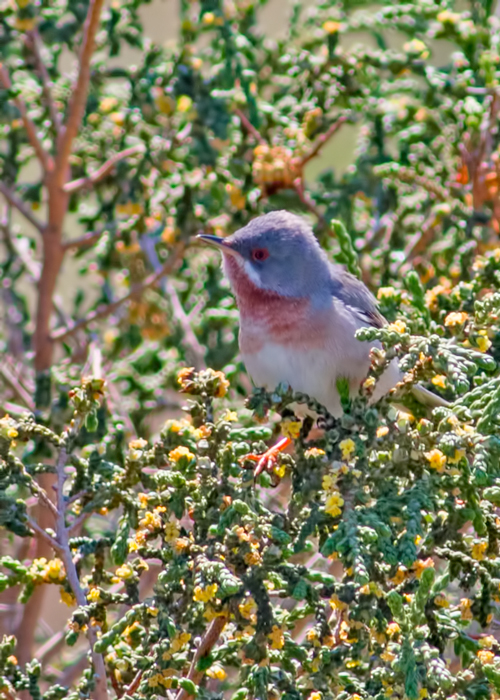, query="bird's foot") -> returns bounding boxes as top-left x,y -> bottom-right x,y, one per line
240,437 -> 291,484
